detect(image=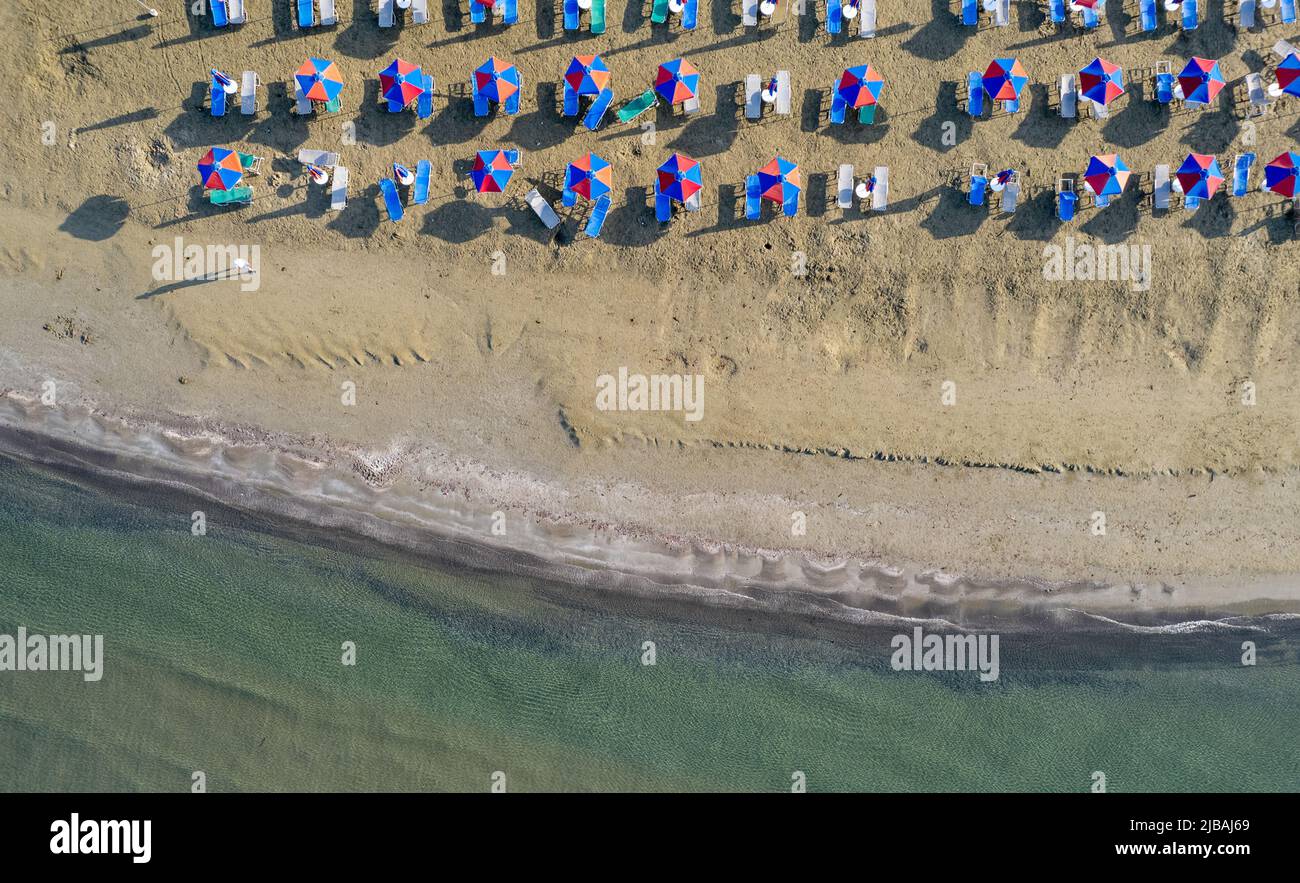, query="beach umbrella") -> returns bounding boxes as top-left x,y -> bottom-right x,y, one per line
470,150 -> 514,193
837,64 -> 885,109
1071,0 -> 1102,7
1264,151 -> 1300,197
1175,154 -> 1224,200
1177,57 -> 1225,106
197,147 -> 243,191
379,58 -> 424,108
474,57 -> 521,105
655,59 -> 700,105
757,156 -> 801,203
1079,57 -> 1124,106
566,153 -> 613,202
295,57 -> 344,103
1276,53 -> 1300,98
656,153 -> 702,203
982,58 -> 1028,102
1083,154 -> 1132,198
565,55 -> 610,96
